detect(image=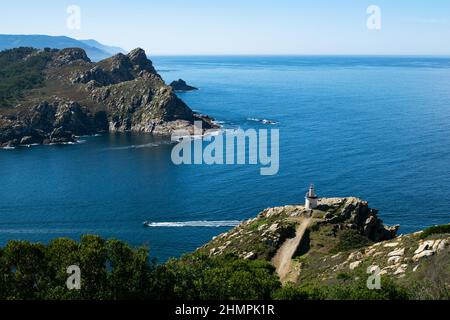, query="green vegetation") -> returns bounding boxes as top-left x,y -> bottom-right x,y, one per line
327,276 -> 411,300
273,284 -> 327,300
419,224 -> 450,239
0,47 -> 52,107
163,253 -> 280,300
0,236 -> 280,300
273,276 -> 411,300
330,229 -> 372,253
248,219 -> 267,231
0,236 -> 155,299
0,234 -> 444,300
